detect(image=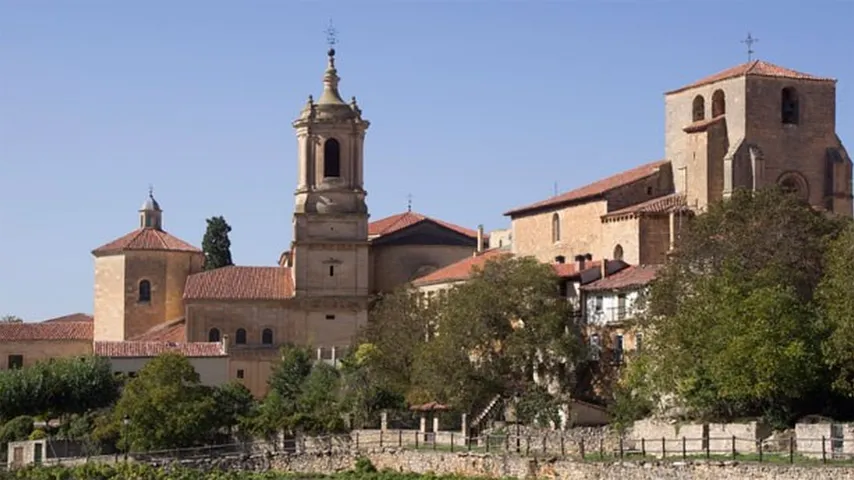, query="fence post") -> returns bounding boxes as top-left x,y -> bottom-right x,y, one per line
682,437 -> 686,460
641,438 -> 645,457
486,435 -> 490,453
822,436 -> 827,464
432,434 -> 437,451
731,435 -> 736,460
560,436 -> 565,457
619,437 -> 624,459
758,440 -> 763,463
662,437 -> 666,458
579,437 -> 585,460
789,436 -> 794,464
705,436 -> 710,460
415,431 -> 419,450
380,430 -> 384,448
599,438 -> 604,460
398,430 -> 402,447
451,433 -> 454,453
525,436 -> 530,456
355,431 -> 360,451
467,434 -> 472,451
543,435 -> 547,455
505,434 -> 509,453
